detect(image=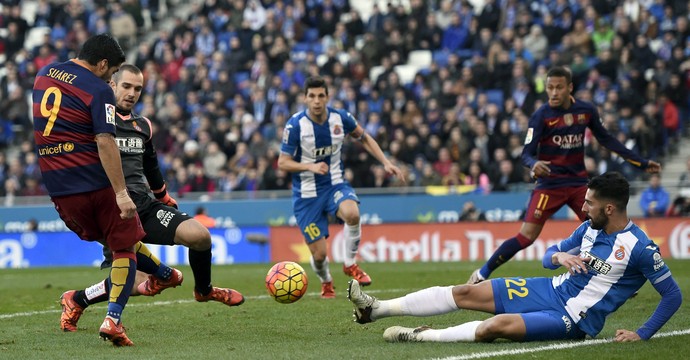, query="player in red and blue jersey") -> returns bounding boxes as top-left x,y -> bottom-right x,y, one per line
349,172 -> 681,343
32,34 -> 143,347
467,66 -> 662,284
57,65 -> 244,333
